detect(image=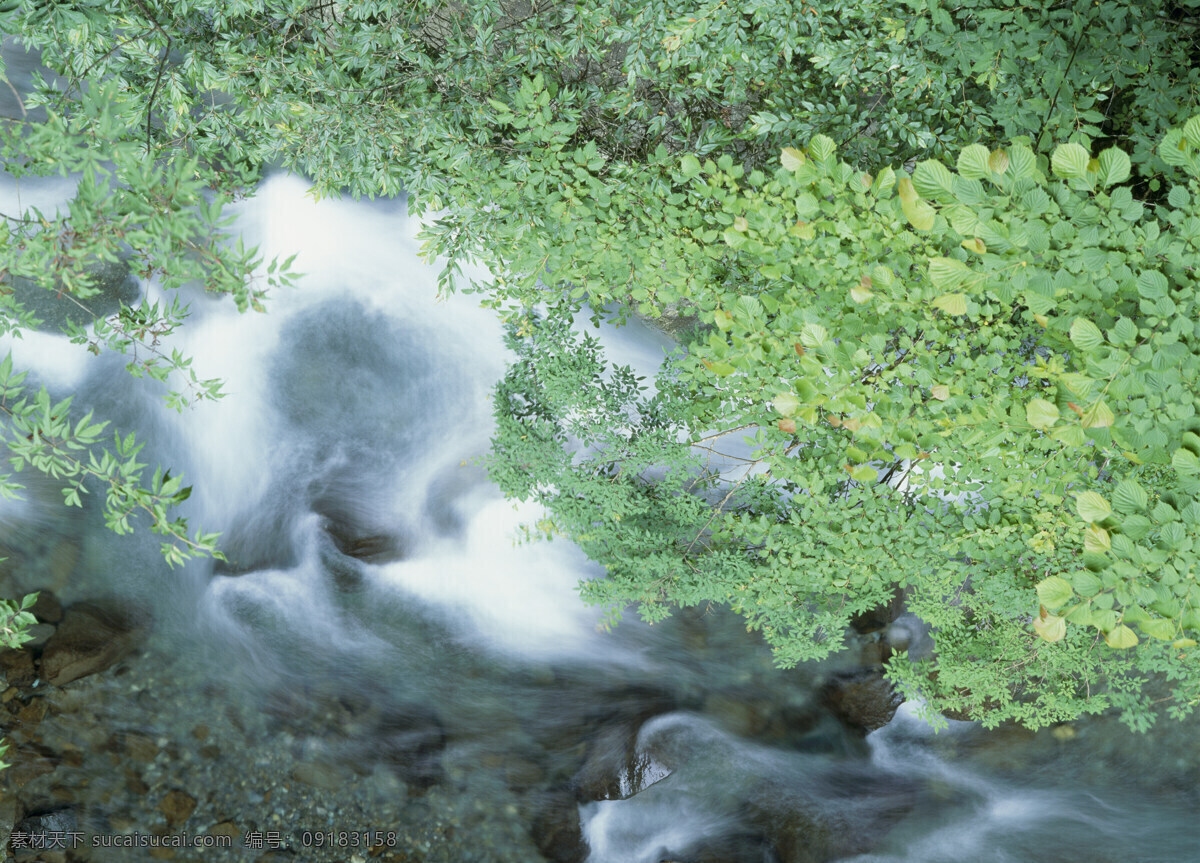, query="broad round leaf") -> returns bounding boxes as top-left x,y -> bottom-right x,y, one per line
1138,618 -> 1175,641
1076,492 -> 1112,523
799,322 -> 828,348
808,134 -> 835,163
1081,400 -> 1114,429
1051,142 -> 1090,179
1069,318 -> 1104,351
928,257 -> 969,290
1026,398 -> 1060,429
1034,614 -> 1066,643
773,392 -> 800,416
956,144 -> 991,180
850,465 -> 878,483
681,154 -> 702,177
1008,145 -> 1036,178
1036,575 -> 1074,609
1096,147 -> 1131,187
1184,115 -> 1200,149
932,294 -> 967,316
780,147 -> 806,171
913,159 -> 956,202
1104,624 -> 1139,649
1112,479 -> 1148,513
